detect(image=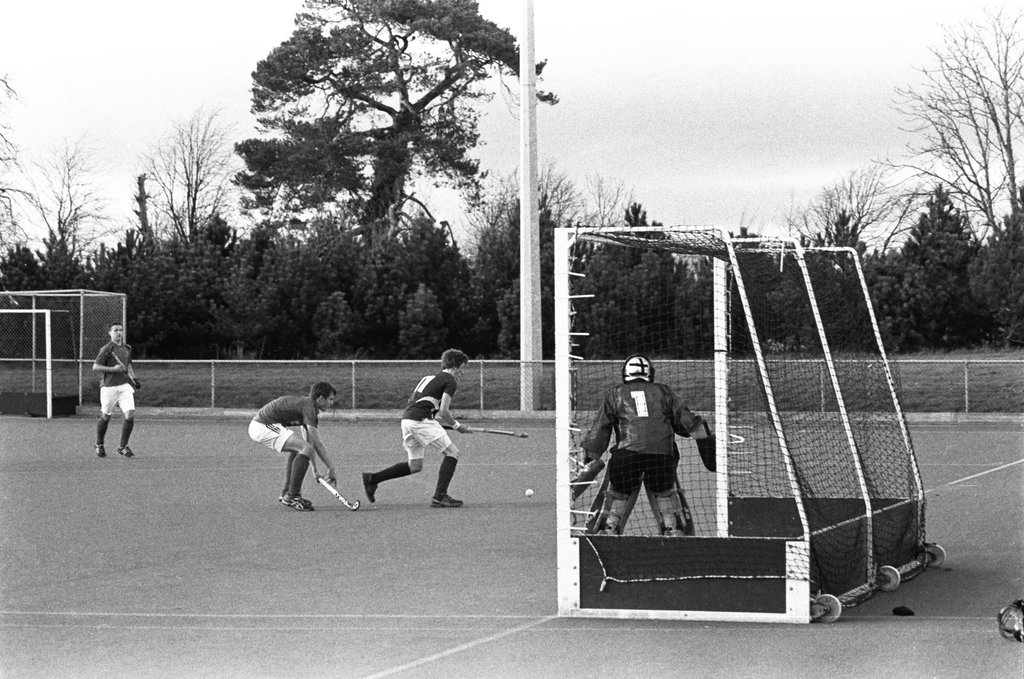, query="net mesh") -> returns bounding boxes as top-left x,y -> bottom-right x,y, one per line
564,228 -> 924,602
